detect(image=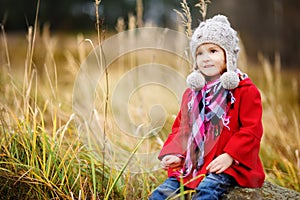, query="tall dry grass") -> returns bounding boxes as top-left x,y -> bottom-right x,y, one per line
2,30 -> 299,200
256,53 -> 300,191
